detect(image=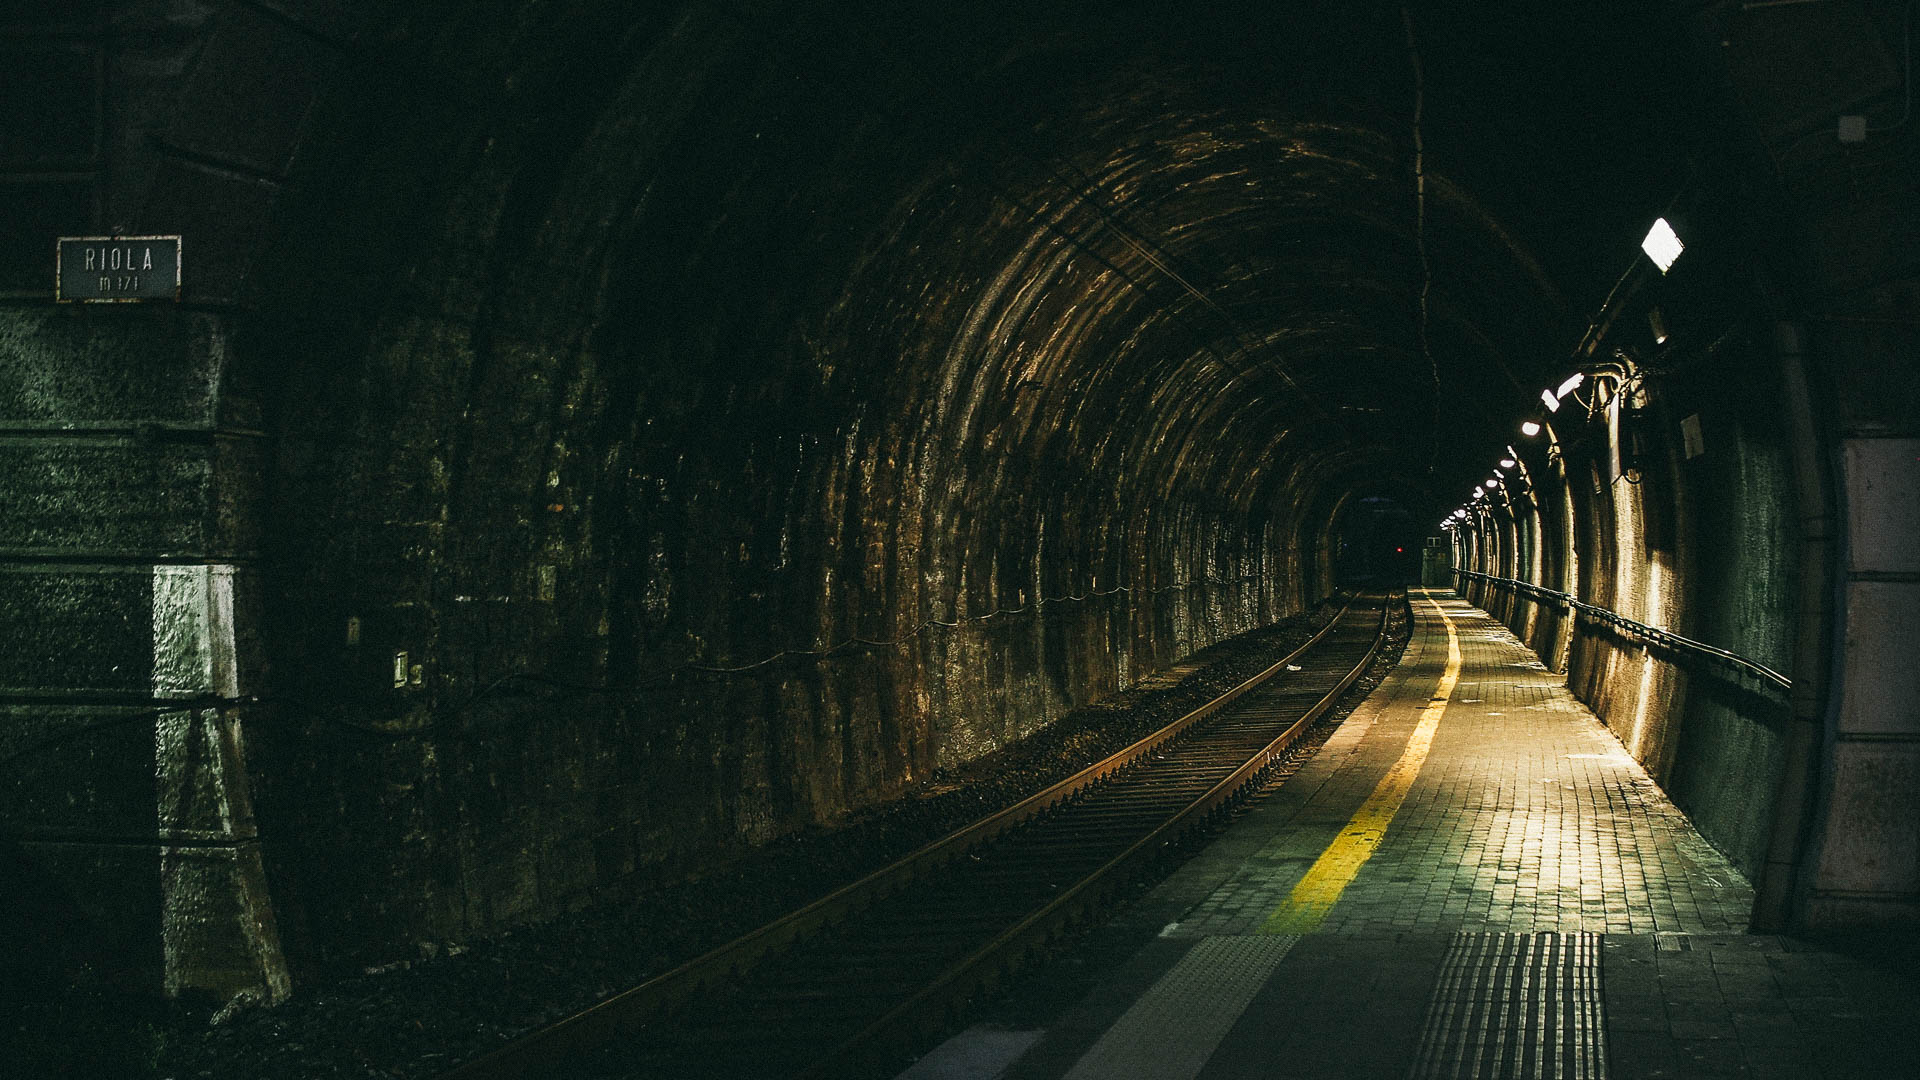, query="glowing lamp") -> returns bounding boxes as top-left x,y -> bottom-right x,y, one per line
1642,217 -> 1684,273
